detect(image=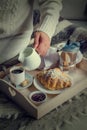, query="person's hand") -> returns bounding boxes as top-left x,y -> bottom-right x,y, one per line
33,31 -> 51,56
